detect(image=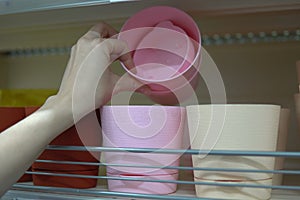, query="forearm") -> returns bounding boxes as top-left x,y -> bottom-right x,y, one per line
0,96 -> 73,196
0,22 -> 140,196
